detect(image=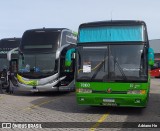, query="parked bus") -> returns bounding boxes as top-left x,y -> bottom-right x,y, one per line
76,20 -> 154,107
0,38 -> 21,93
7,28 -> 76,92
150,59 -> 160,77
